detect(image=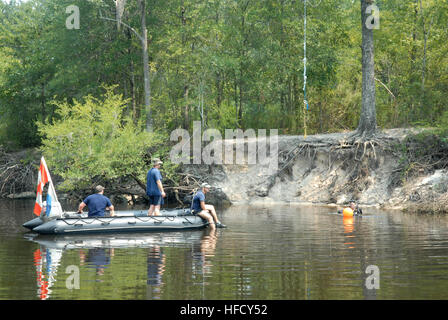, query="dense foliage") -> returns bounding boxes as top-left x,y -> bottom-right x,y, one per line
1,0 -> 447,145
38,86 -> 166,191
